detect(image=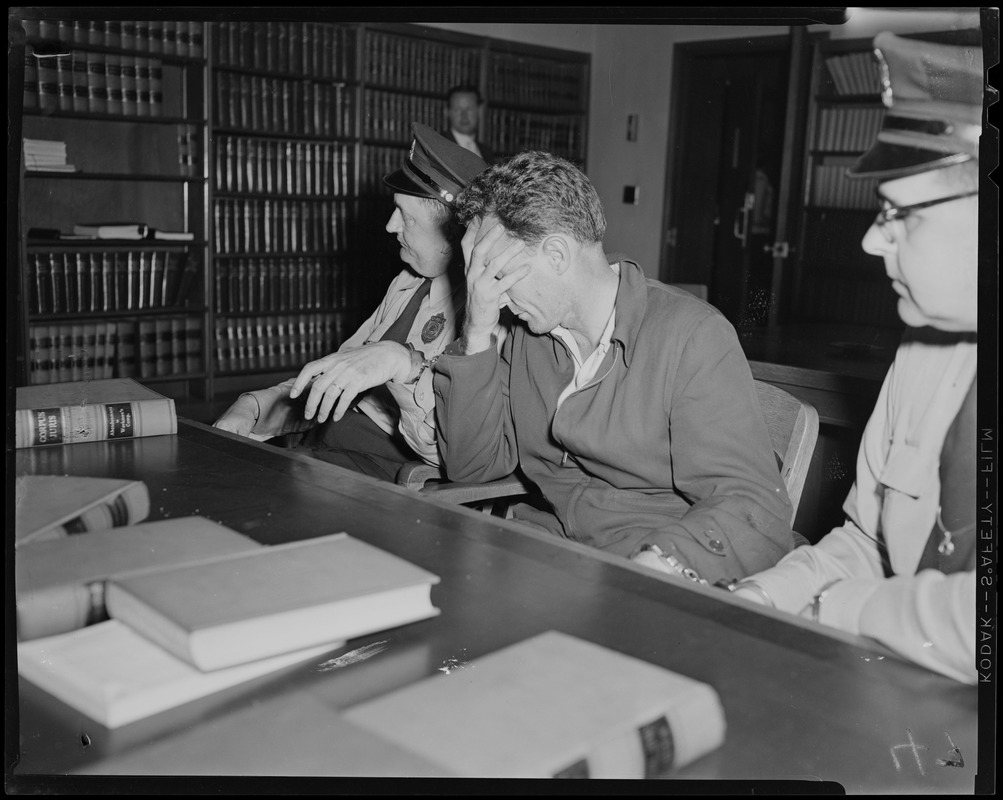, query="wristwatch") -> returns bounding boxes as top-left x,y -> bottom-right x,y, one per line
809,580 -> 843,623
